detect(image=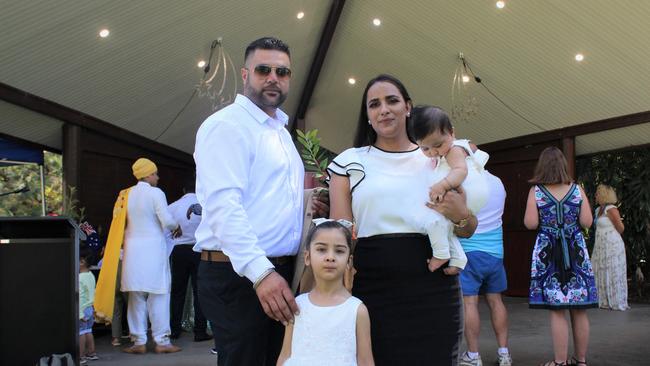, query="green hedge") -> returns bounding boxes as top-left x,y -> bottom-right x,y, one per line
576,145 -> 650,279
